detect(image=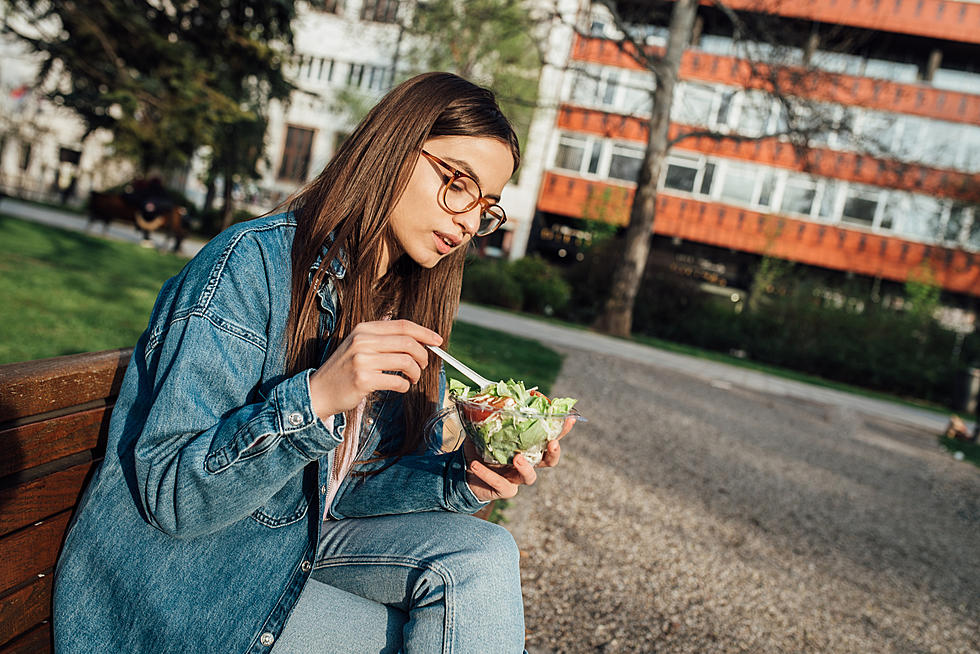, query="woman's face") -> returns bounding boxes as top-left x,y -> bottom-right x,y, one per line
384,135 -> 514,272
